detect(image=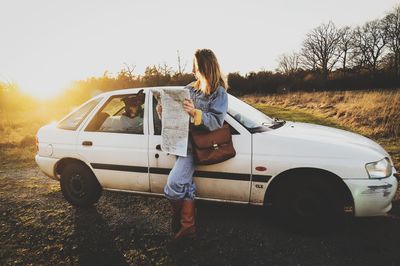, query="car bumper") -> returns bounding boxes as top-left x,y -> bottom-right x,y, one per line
343,168 -> 398,217
35,154 -> 59,181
